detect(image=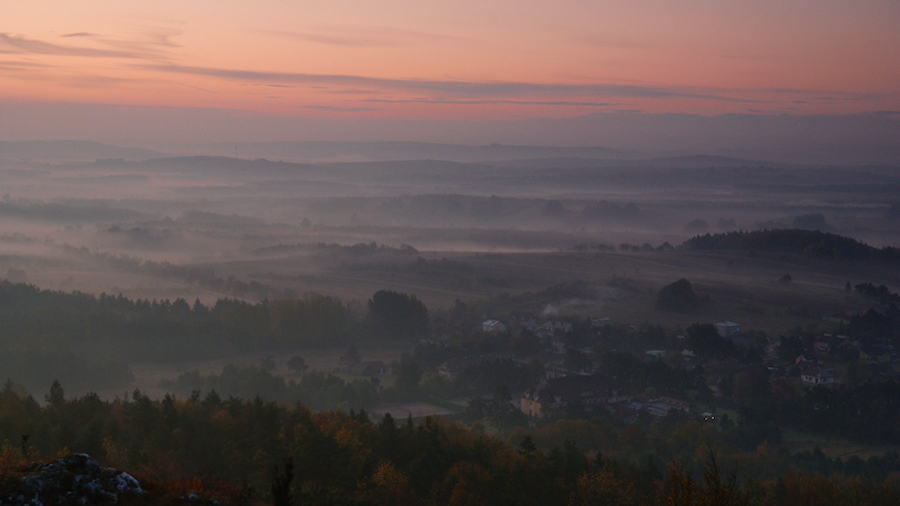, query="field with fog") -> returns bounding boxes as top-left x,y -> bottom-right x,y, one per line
1,140 -> 899,397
